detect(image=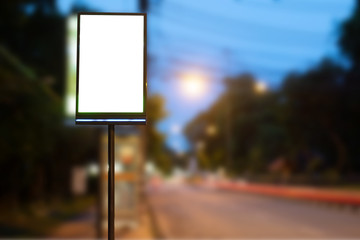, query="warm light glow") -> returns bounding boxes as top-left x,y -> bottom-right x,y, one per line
196,140 -> 205,150
206,124 -> 217,136
87,163 -> 99,176
78,15 -> 144,113
255,81 -> 267,94
181,73 -> 207,98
